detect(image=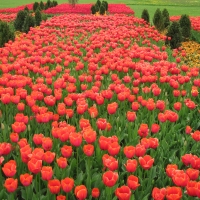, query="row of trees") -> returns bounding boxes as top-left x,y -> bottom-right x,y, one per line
33,0 -> 58,11
141,8 -> 191,49
91,0 -> 108,15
